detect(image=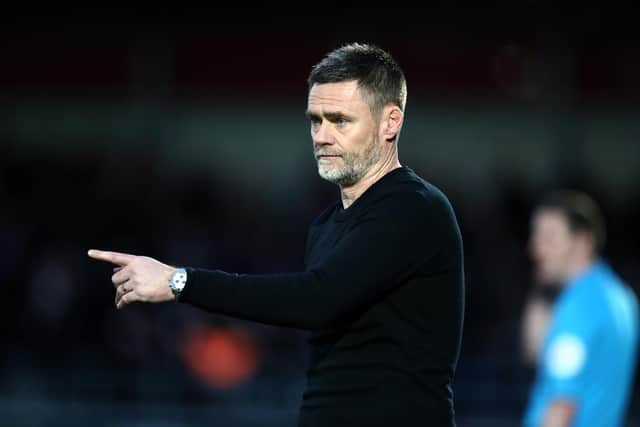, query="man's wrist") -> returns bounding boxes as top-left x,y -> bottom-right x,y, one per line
168,268 -> 188,302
